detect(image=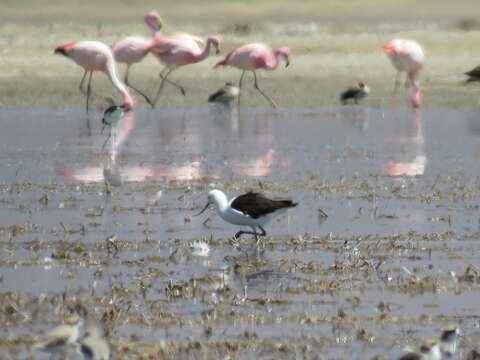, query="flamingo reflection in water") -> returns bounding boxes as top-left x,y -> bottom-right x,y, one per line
384,109 -> 426,177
